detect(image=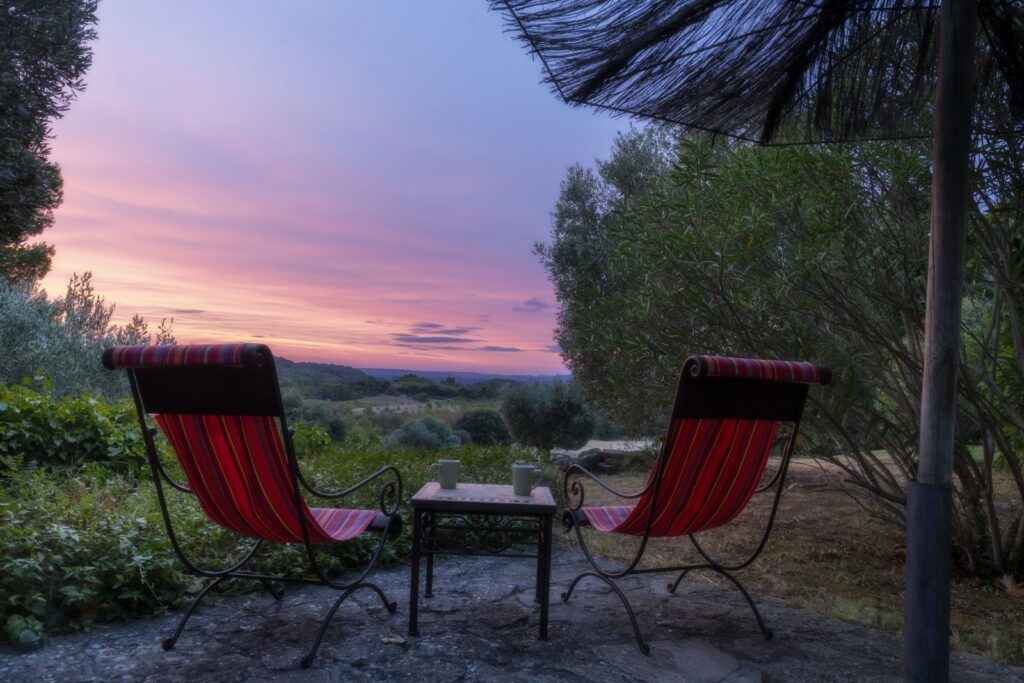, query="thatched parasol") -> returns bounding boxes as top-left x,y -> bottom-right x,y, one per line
491,0 -> 1023,679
